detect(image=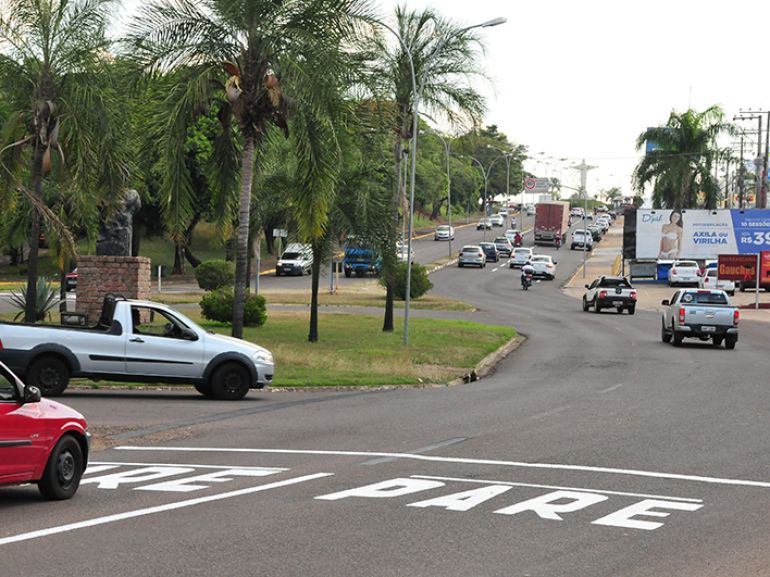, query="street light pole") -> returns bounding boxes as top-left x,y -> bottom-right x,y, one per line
374,15 -> 506,346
